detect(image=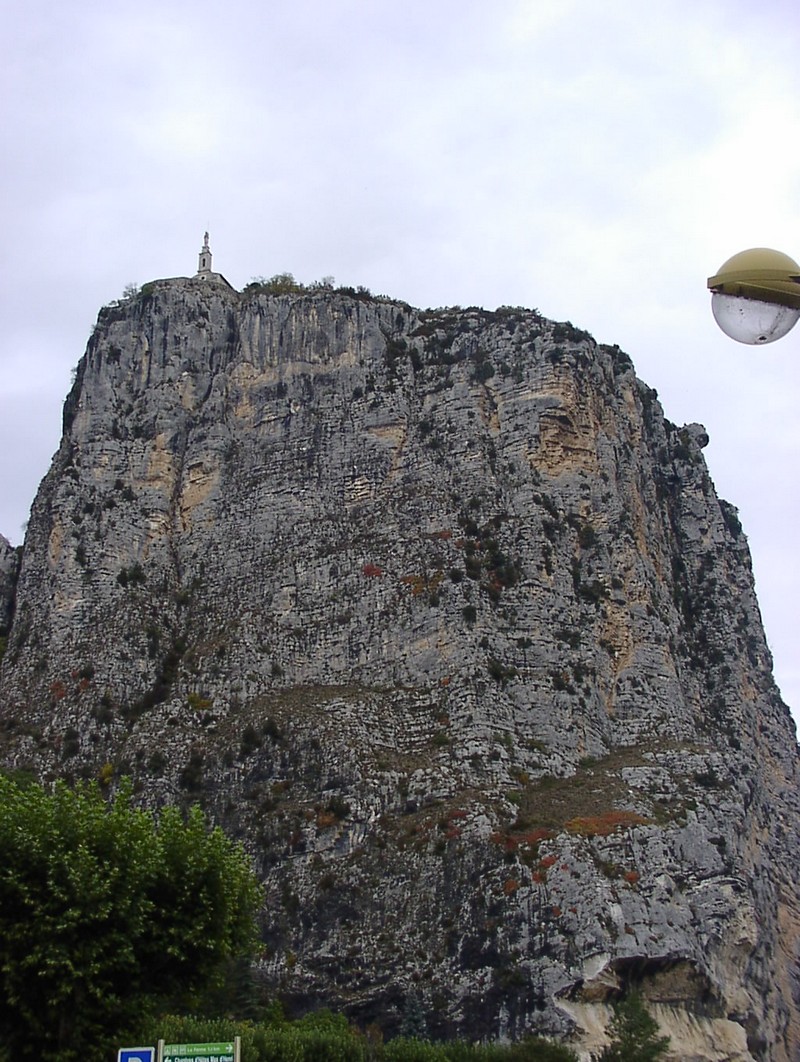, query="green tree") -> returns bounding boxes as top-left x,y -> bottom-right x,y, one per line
0,774 -> 262,1062
245,272 -> 306,295
398,991 -> 428,1040
599,992 -> 670,1061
